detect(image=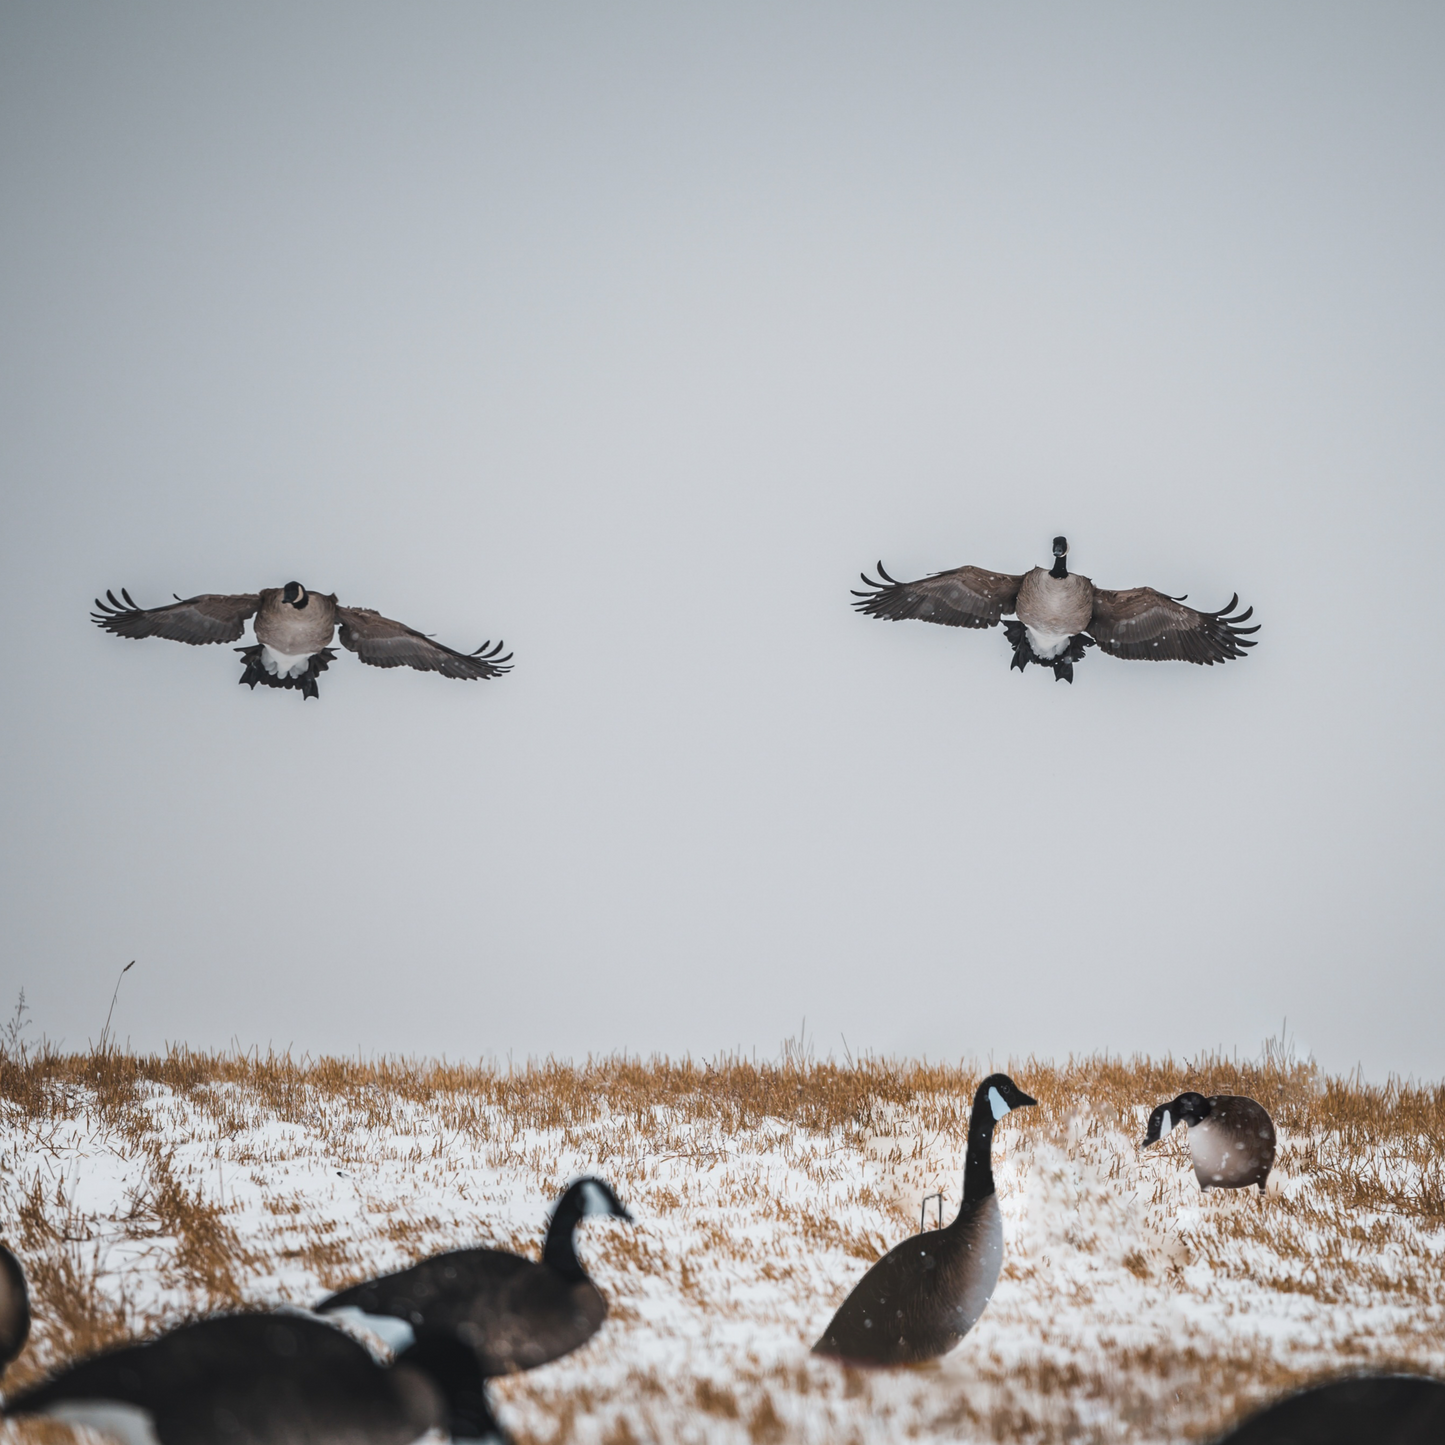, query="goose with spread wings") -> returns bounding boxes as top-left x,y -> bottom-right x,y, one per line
91,581 -> 512,700
852,537 -> 1258,683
